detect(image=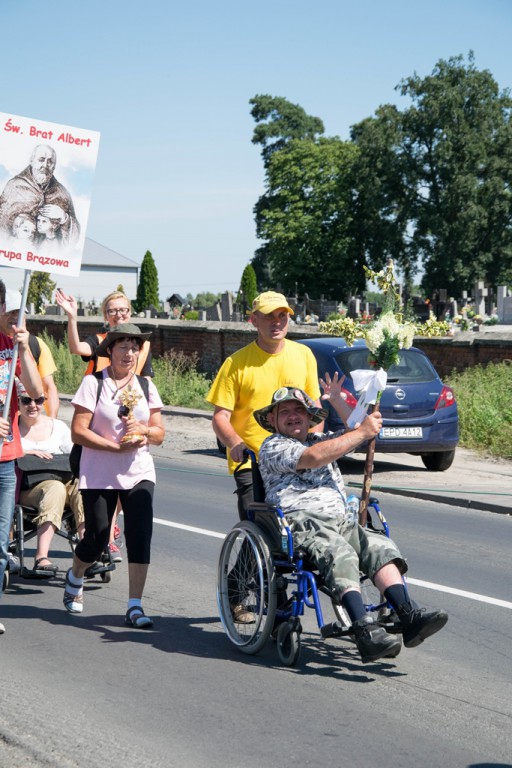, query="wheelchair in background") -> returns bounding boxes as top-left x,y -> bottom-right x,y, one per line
8,501 -> 115,584
216,452 -> 401,667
